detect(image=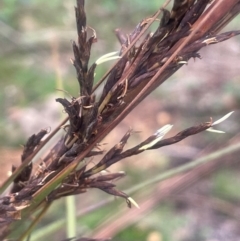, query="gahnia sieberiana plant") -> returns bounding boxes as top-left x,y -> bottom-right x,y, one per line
0,0 -> 240,240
